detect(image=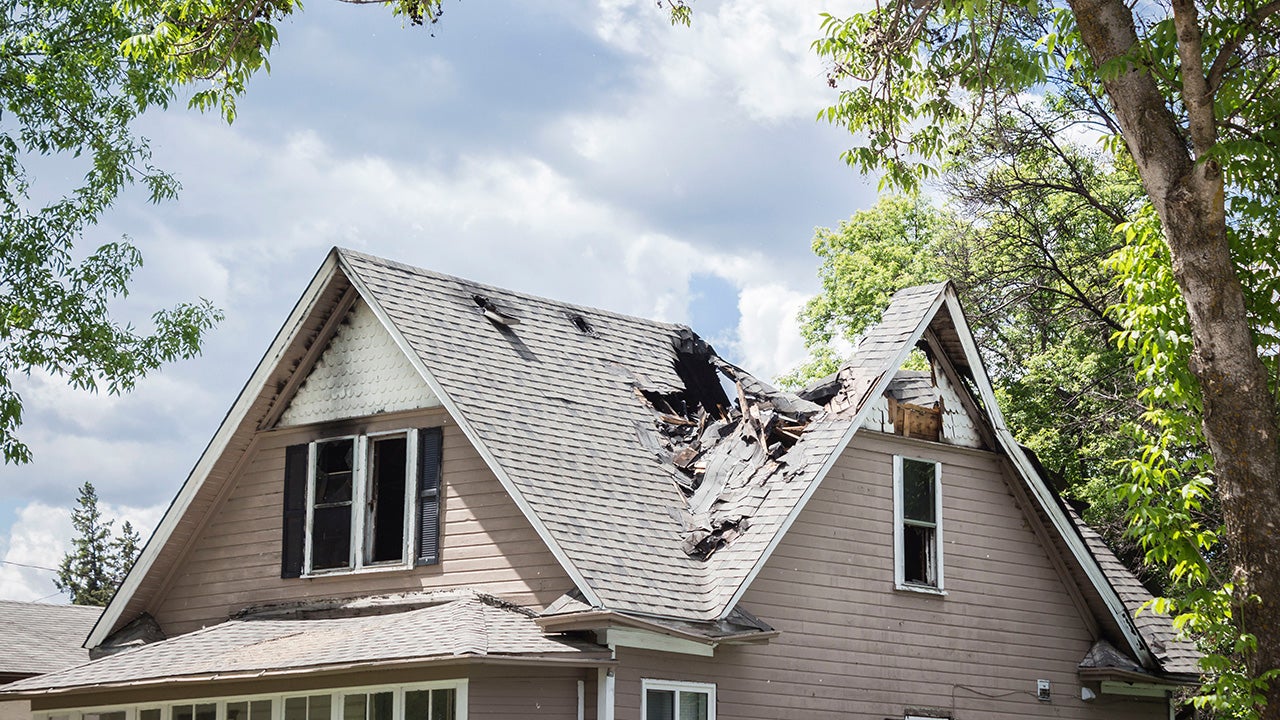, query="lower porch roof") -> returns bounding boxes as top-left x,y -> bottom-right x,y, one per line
0,592 -> 611,699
